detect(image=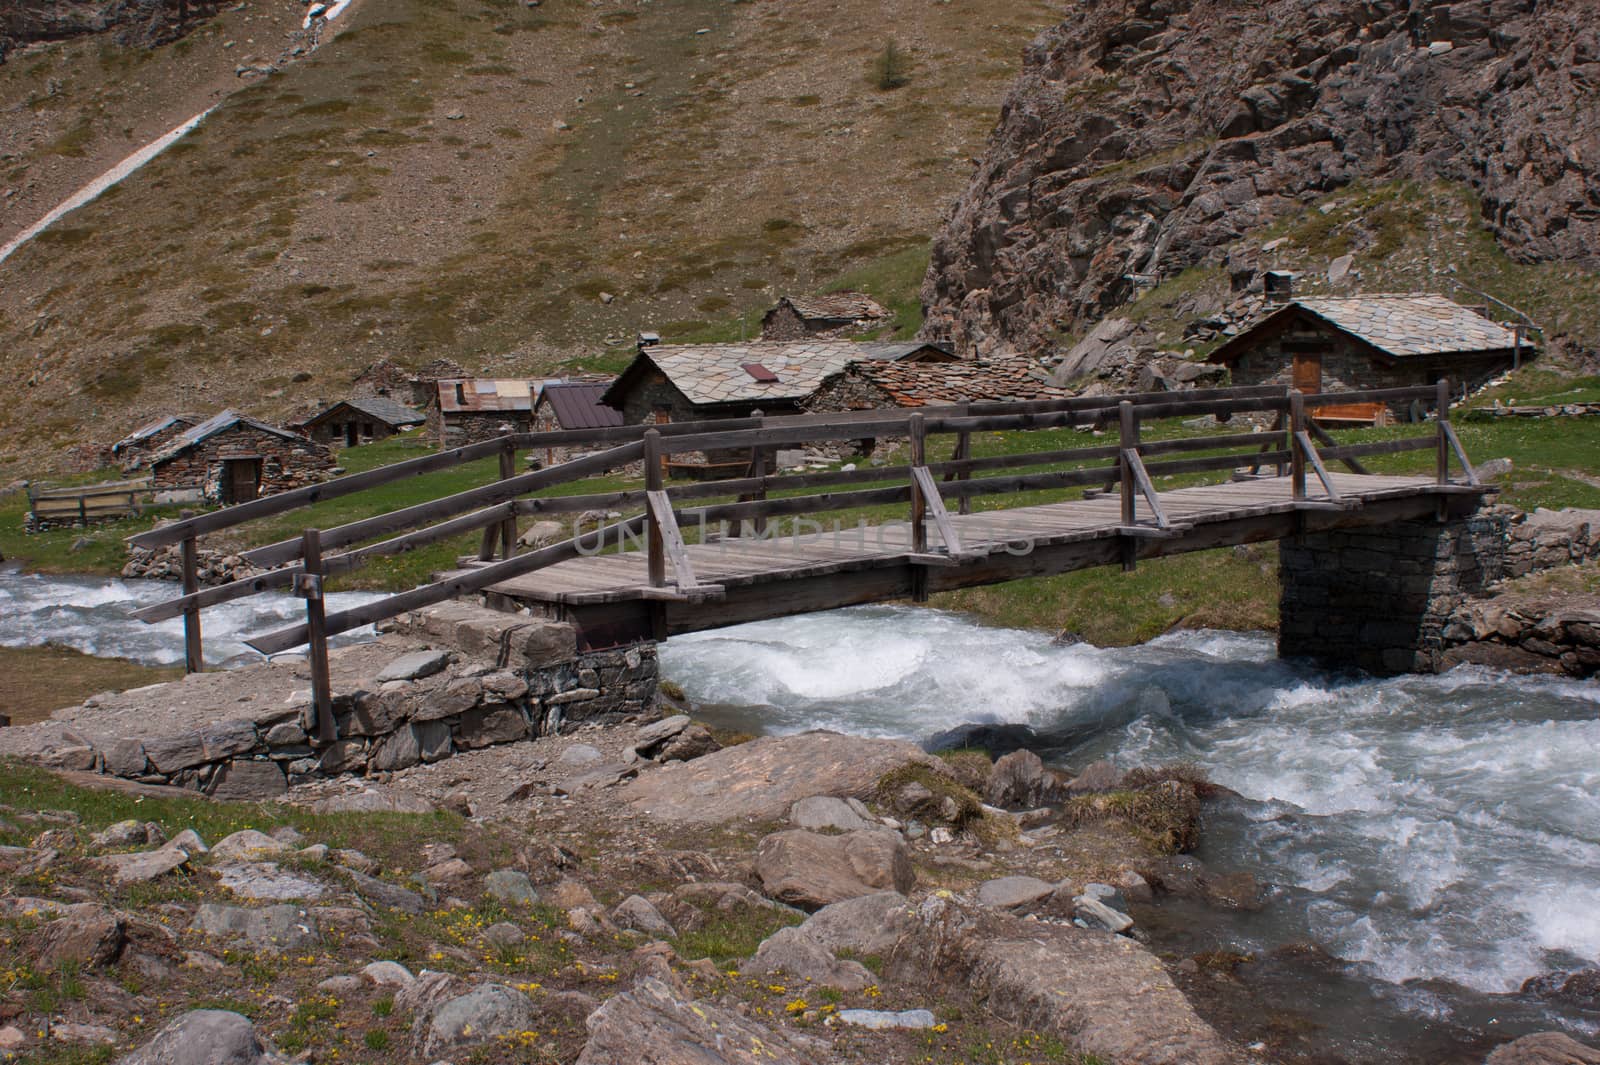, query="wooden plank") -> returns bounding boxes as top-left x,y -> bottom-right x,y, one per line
1302,385 -> 1435,408
242,440 -> 645,568
1309,421 -> 1371,475
1441,421 -> 1480,486
1316,437 -> 1436,461
1123,450 -> 1171,528
1295,431 -> 1343,502
911,466 -> 963,556
244,513 -> 649,654
647,490 -> 701,590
